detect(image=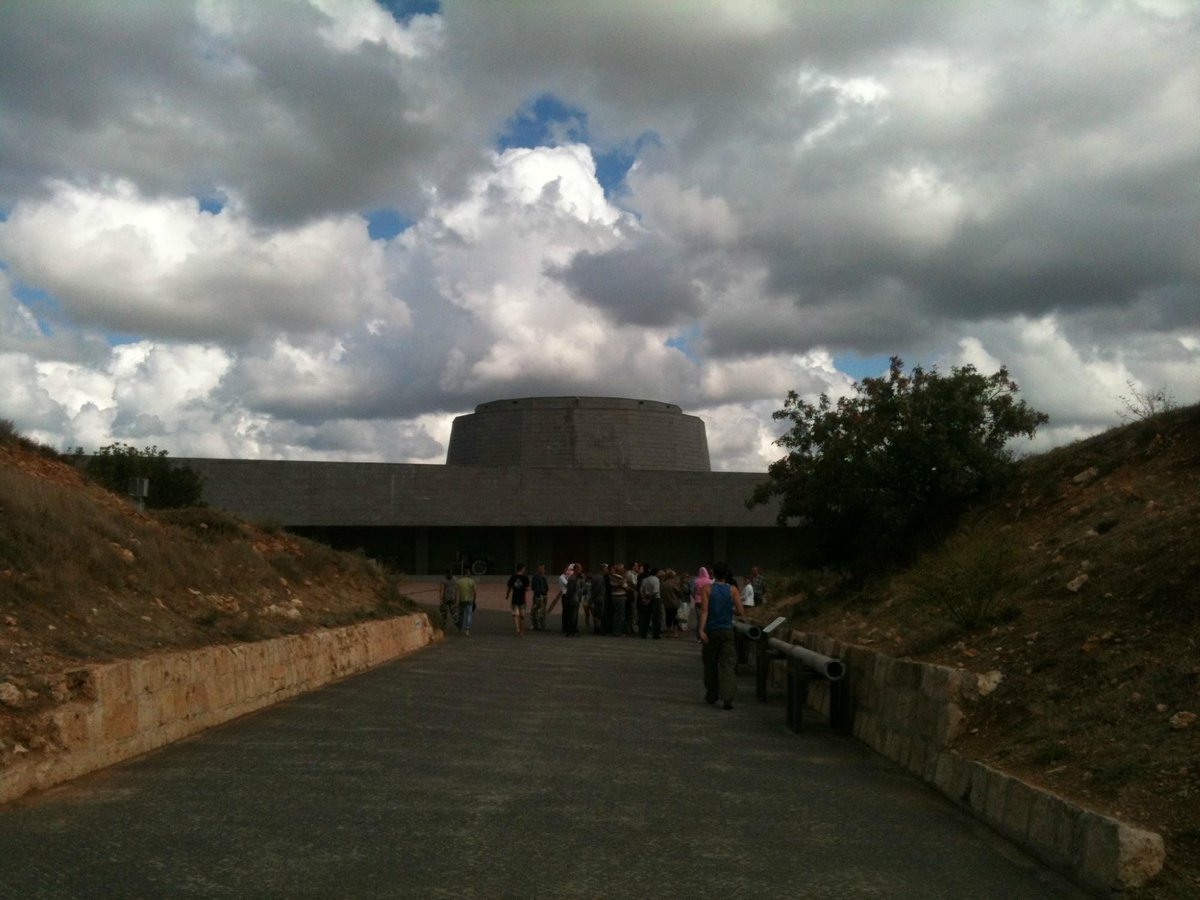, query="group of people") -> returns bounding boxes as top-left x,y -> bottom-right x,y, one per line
437,561 -> 767,641
499,561 -> 766,642
437,560 -> 767,710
